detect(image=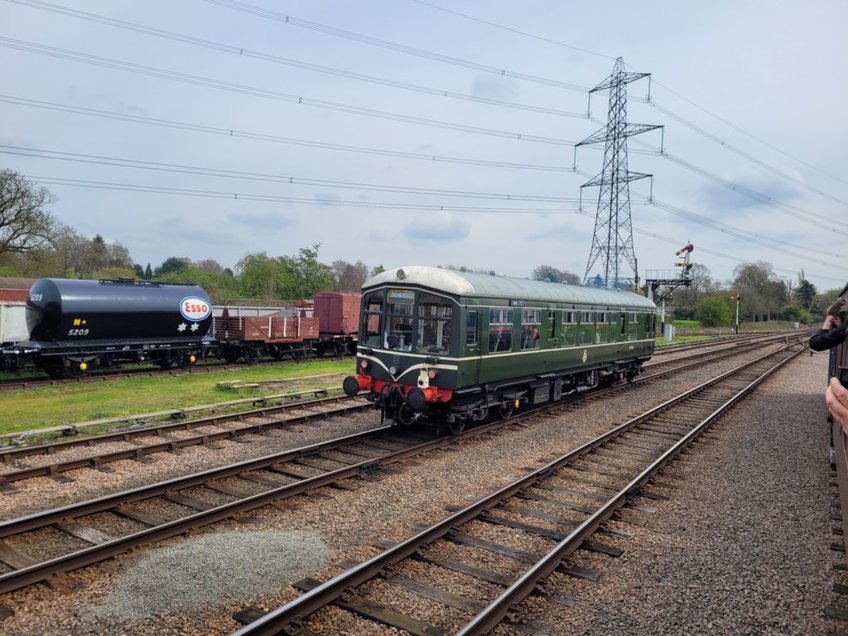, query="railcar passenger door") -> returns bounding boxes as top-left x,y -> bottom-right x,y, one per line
578,311 -> 595,346
361,291 -> 384,348
464,309 -> 482,384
